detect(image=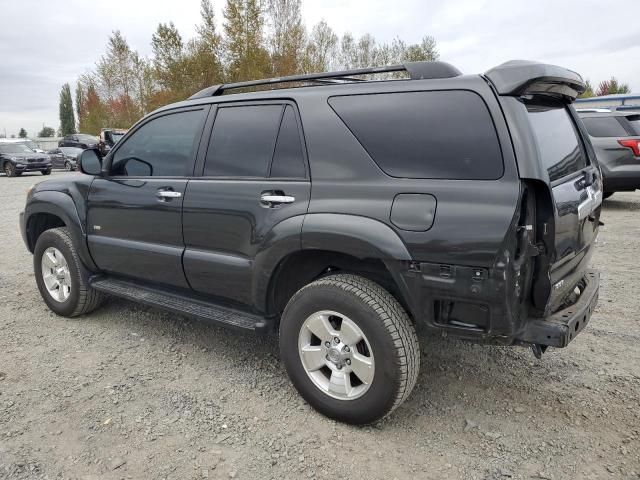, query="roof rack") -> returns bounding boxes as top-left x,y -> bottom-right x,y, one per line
189,61 -> 462,99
